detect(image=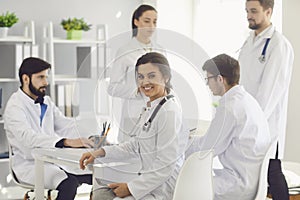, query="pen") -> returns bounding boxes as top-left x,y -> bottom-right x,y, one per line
104,123 -> 110,136
101,121 -> 107,136
98,123 -> 110,147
